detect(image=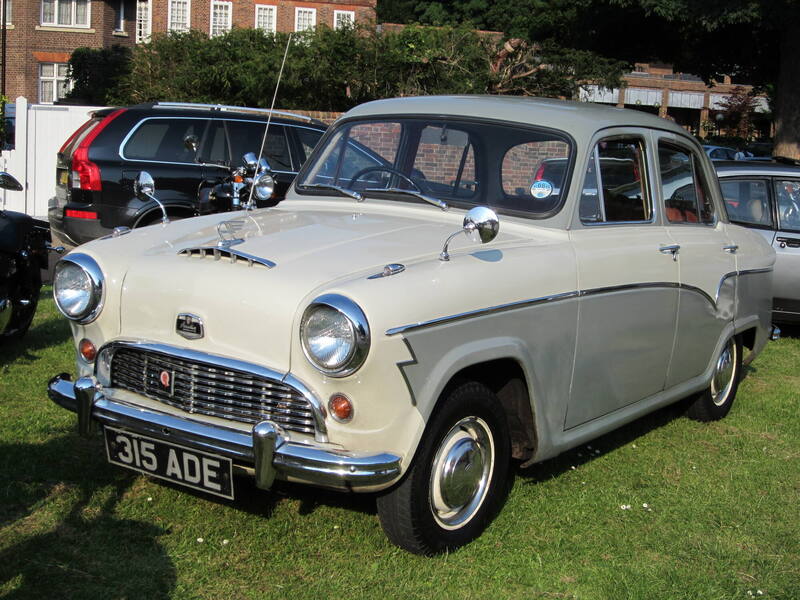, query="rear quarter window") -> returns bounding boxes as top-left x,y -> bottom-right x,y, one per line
123,118 -> 208,163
